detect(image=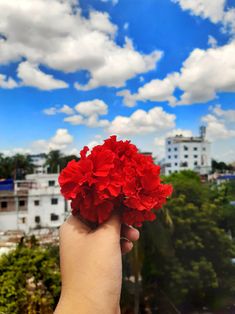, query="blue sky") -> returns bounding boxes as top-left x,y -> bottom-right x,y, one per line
0,0 -> 235,162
